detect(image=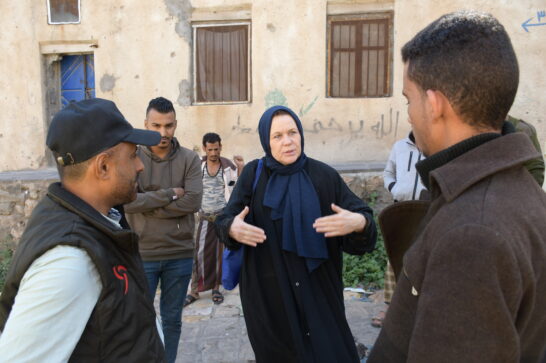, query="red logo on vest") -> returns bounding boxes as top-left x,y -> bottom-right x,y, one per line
113,265 -> 129,295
